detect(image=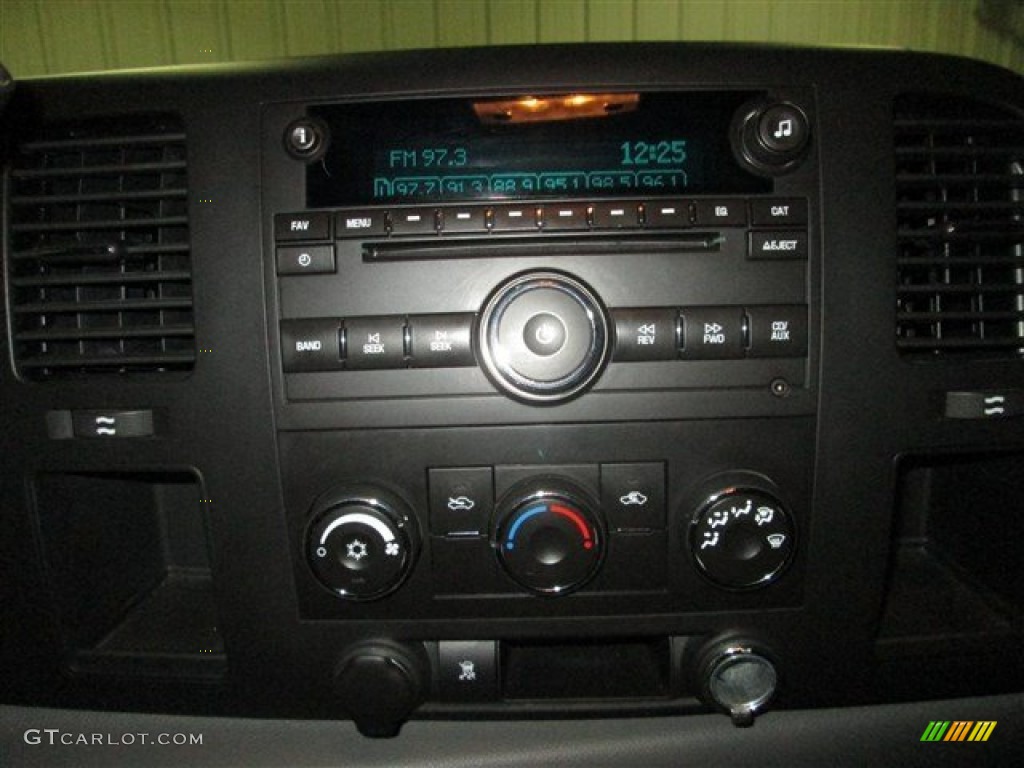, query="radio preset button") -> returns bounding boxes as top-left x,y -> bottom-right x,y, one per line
280,318 -> 343,372
492,205 -> 540,231
408,313 -> 475,368
746,306 -> 808,358
749,198 -> 807,226
611,308 -> 679,362
276,212 -> 330,241
391,209 -> 438,236
336,208 -> 388,238
344,316 -> 407,369
276,244 -> 335,275
680,307 -> 745,359
644,200 -> 690,228
441,206 -> 488,233
591,202 -> 641,229
541,204 -> 588,231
